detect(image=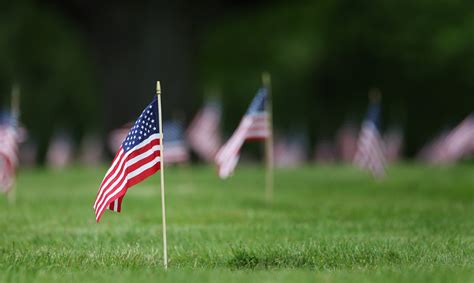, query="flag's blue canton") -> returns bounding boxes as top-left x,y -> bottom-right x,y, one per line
0,110 -> 17,127
163,121 -> 185,142
246,88 -> 267,115
122,97 -> 159,152
365,102 -> 381,129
